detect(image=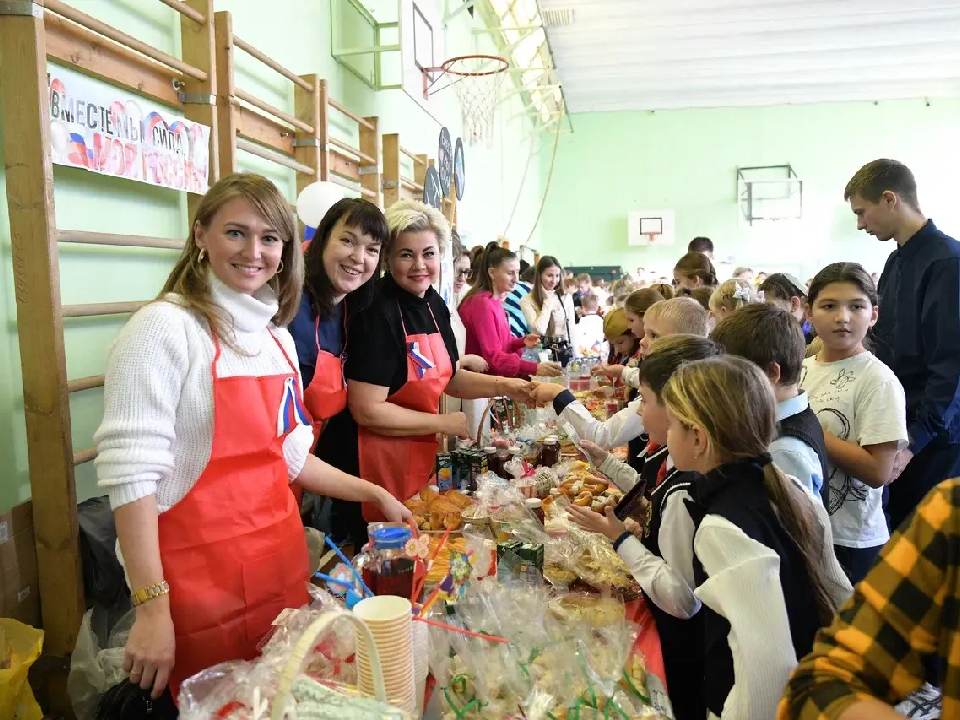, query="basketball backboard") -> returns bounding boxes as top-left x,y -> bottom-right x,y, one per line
628,210 -> 675,246
400,0 -> 444,123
